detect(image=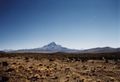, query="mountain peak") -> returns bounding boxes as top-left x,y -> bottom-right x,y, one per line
48,42 -> 57,46
42,42 -> 61,50
39,42 -> 69,51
